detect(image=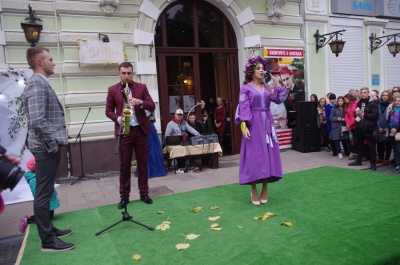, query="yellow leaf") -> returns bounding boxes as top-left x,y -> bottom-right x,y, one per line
281,222 -> 293,227
132,254 -> 141,260
156,220 -> 171,231
186,234 -> 201,240
210,205 -> 219,210
265,212 -> 278,218
210,223 -> 219,228
211,227 -> 223,231
237,226 -> 244,229
208,216 -> 221,221
157,211 -> 164,214
191,207 -> 203,213
253,216 -> 262,220
176,243 -> 190,250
